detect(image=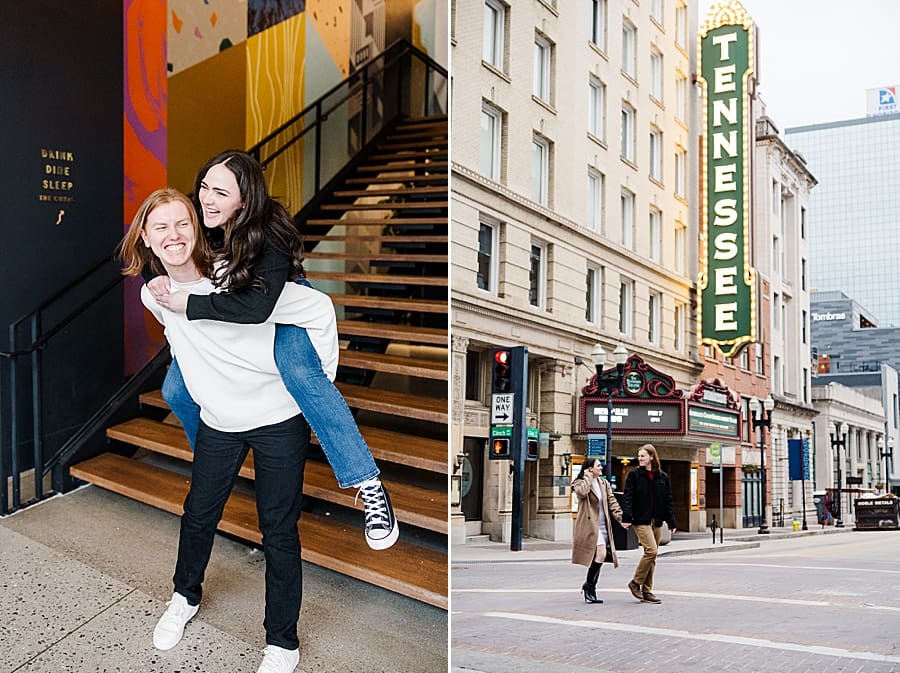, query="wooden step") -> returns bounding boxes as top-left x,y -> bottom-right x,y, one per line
385,130 -> 448,142
124,406 -> 446,473
368,151 -> 448,162
336,321 -> 447,345
303,235 -> 448,244
358,161 -> 448,172
345,174 -> 447,185
105,418 -> 446,533
336,383 -> 447,424
305,252 -> 447,264
141,382 -> 447,425
70,453 -> 447,608
320,201 -> 448,211
339,350 -> 447,380
331,294 -> 447,314
376,141 -> 448,152
309,271 -> 447,287
333,186 -> 447,198
306,217 -> 446,226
